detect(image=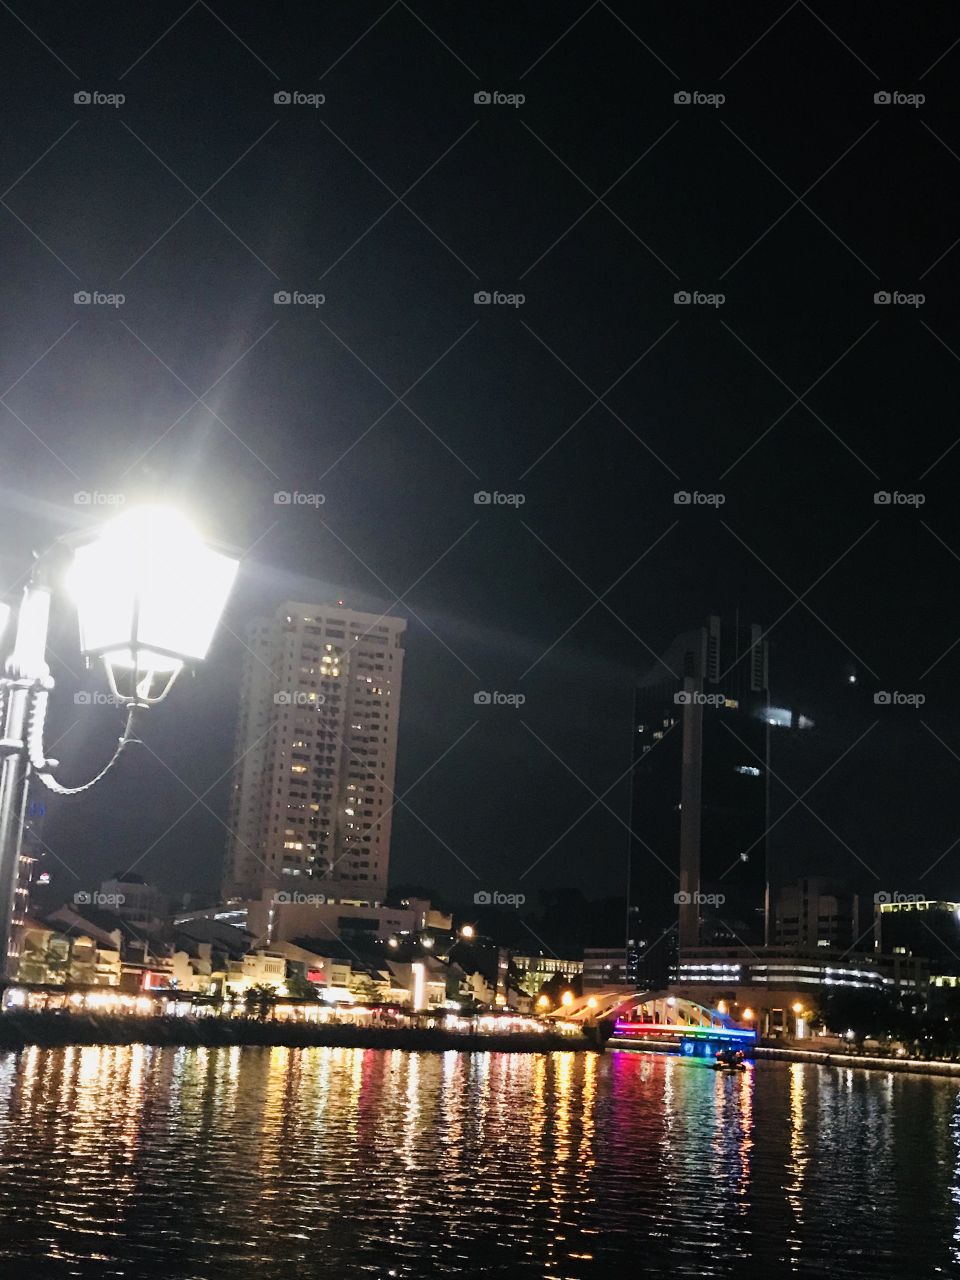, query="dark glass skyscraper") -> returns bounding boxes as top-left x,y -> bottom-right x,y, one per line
628,614 -> 770,987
